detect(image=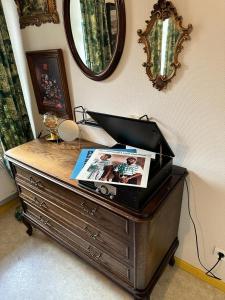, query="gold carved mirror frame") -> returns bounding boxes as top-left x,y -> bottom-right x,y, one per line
15,0 -> 59,29
137,0 -> 193,90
